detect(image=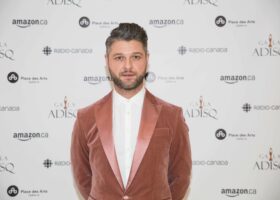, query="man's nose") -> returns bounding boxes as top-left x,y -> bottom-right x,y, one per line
123,57 -> 133,70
